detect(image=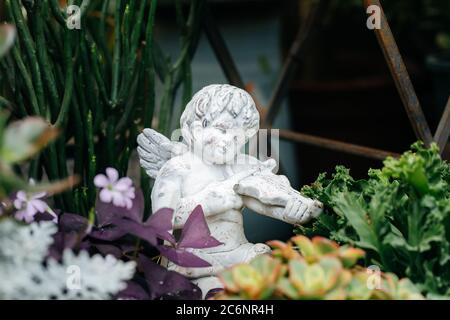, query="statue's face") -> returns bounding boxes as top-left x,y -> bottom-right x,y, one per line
192,111 -> 250,165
